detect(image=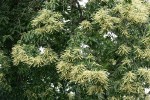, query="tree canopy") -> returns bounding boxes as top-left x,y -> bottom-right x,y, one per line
0,0 -> 150,100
